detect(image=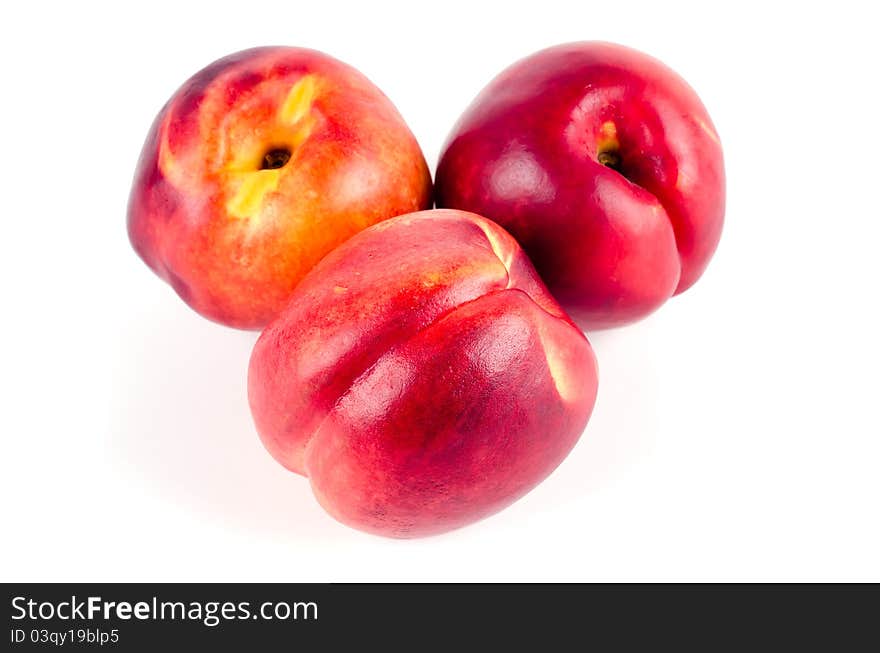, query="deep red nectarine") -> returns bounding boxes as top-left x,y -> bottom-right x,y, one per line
248,209 -> 598,538
129,47 -> 431,329
436,41 -> 725,329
